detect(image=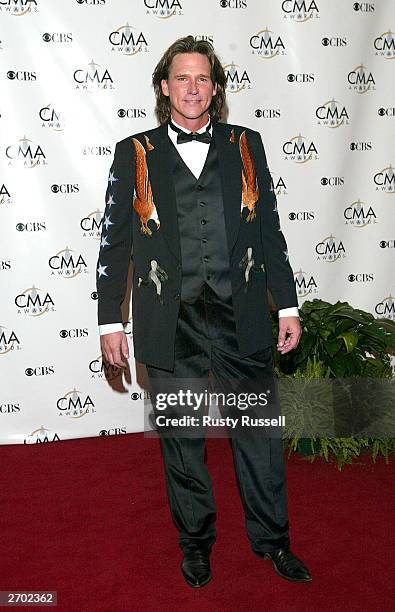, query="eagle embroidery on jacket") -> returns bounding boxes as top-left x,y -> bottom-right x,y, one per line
239,131 -> 259,222
132,137 -> 160,236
